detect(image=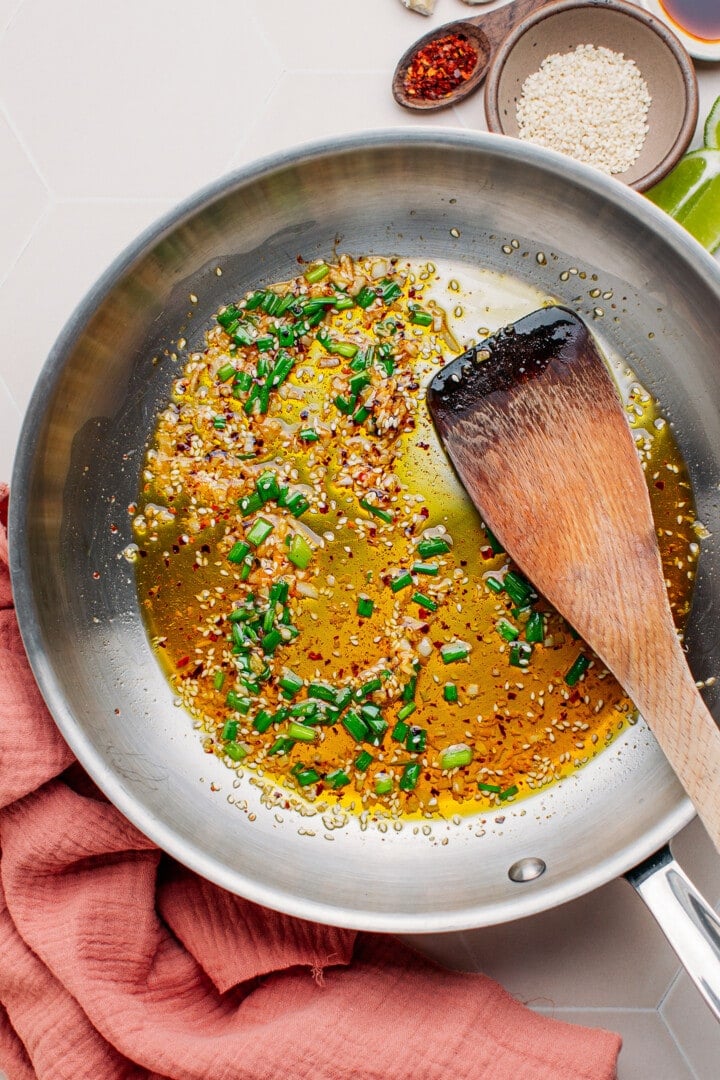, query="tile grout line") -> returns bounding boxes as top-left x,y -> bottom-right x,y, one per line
0,200 -> 53,292
657,1007 -> 703,1080
0,97 -> 53,196
0,0 -> 25,36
